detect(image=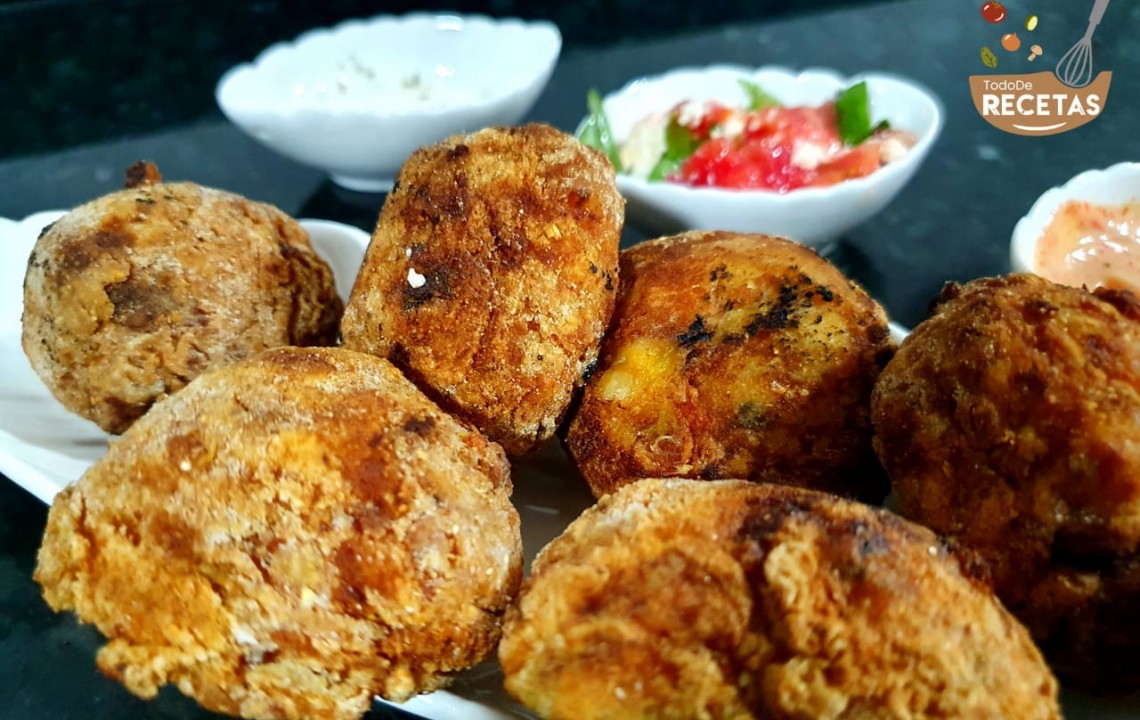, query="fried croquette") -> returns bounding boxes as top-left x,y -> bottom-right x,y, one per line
872,273 -> 1140,688
35,347 -> 523,720
339,124 -> 623,455
499,478 -> 1060,720
22,162 -> 342,434
566,231 -> 893,500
